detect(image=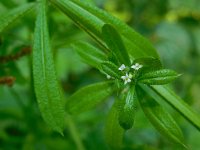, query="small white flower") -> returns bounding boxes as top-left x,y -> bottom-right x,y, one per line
106,74 -> 111,79
131,63 -> 143,70
118,64 -> 126,71
121,73 -> 132,84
